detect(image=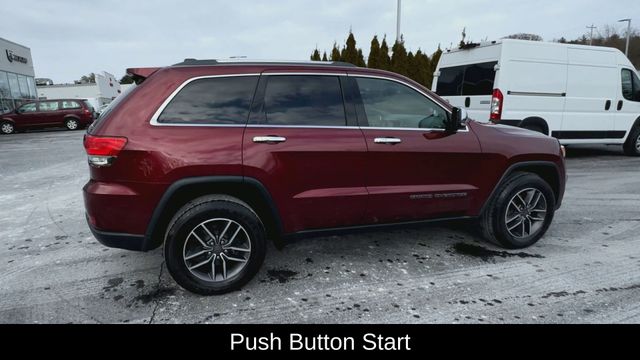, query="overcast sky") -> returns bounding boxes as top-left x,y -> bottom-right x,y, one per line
2,0 -> 636,83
